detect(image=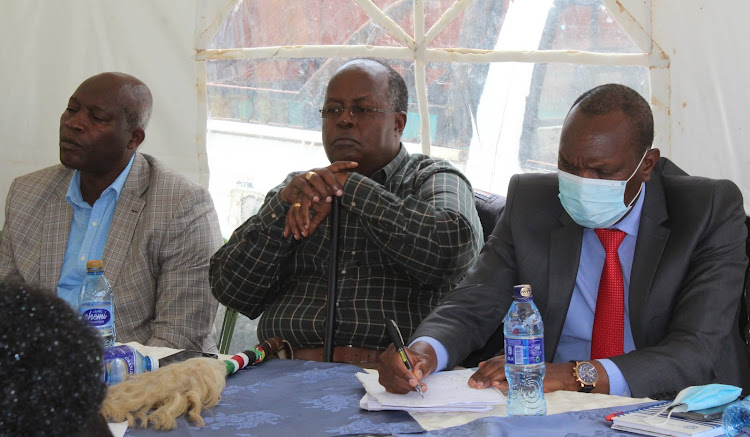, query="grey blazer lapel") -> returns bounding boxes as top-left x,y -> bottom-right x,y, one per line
102,154 -> 148,287
41,180 -> 73,292
546,211 -> 583,359
629,169 -> 670,346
